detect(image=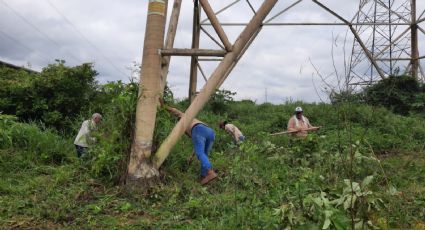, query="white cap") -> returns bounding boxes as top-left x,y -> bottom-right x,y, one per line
92,113 -> 102,119
295,107 -> 303,112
